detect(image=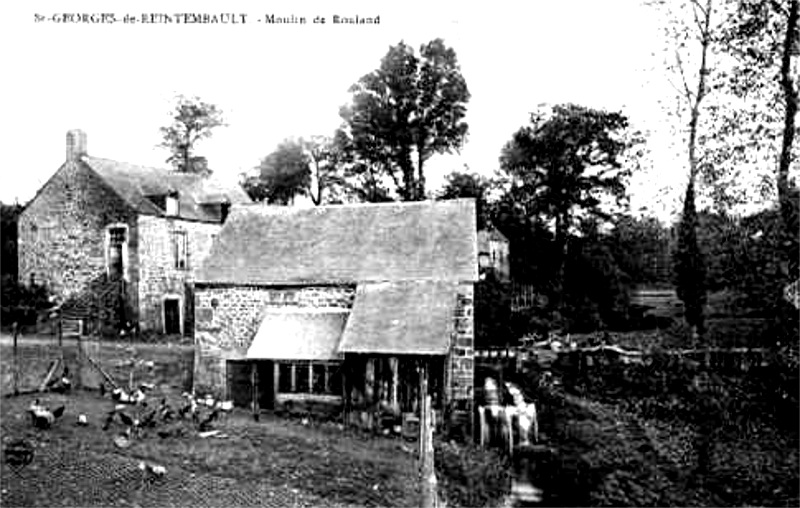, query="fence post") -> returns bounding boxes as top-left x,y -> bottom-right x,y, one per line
12,322 -> 19,396
421,392 -> 437,508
